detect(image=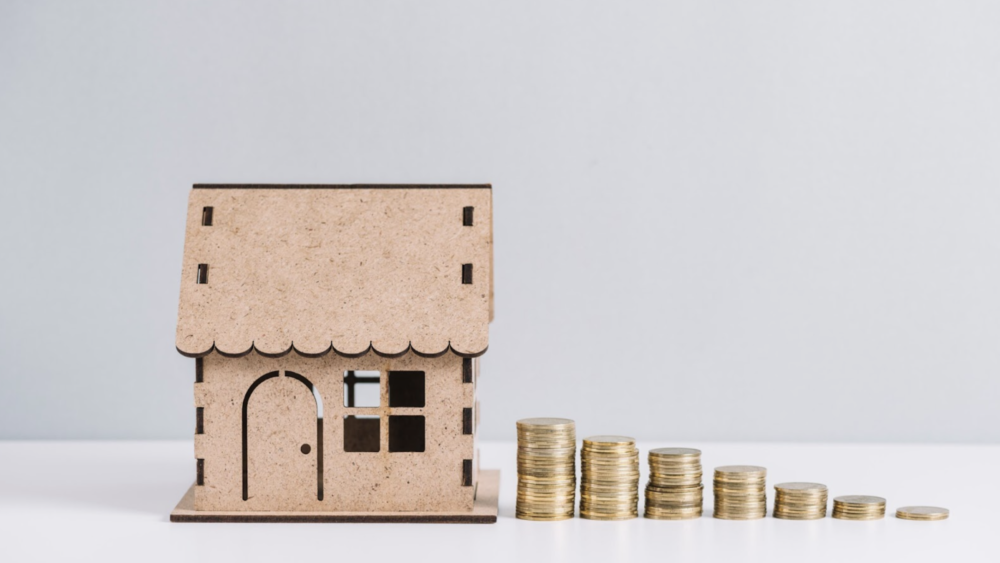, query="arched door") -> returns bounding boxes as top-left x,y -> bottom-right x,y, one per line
242,371 -> 323,508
